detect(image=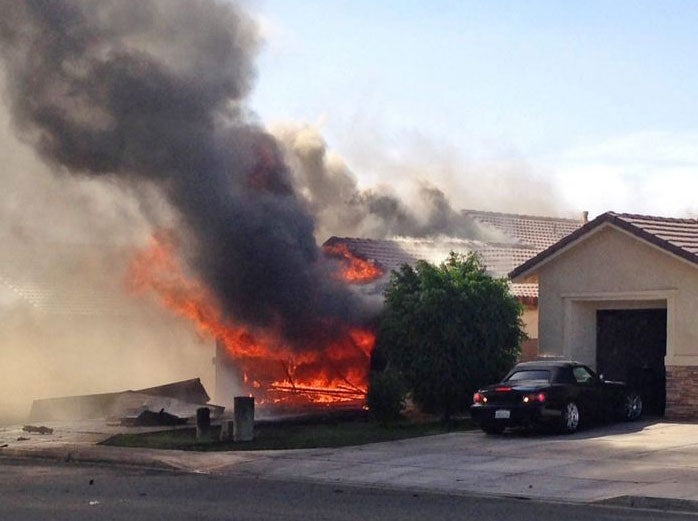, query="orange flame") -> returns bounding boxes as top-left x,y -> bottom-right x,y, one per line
128,233 -> 375,409
323,243 -> 383,283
